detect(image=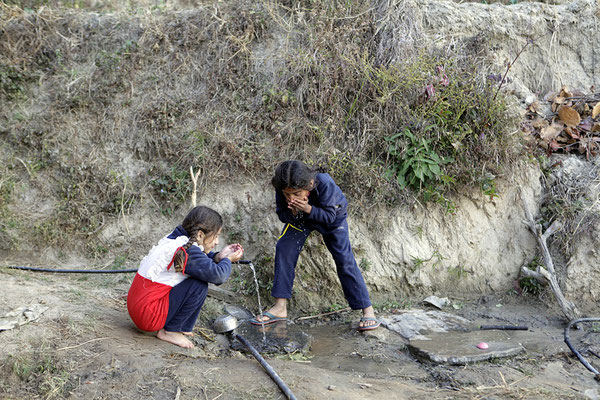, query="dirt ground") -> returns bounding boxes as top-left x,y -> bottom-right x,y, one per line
1,267 -> 599,400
